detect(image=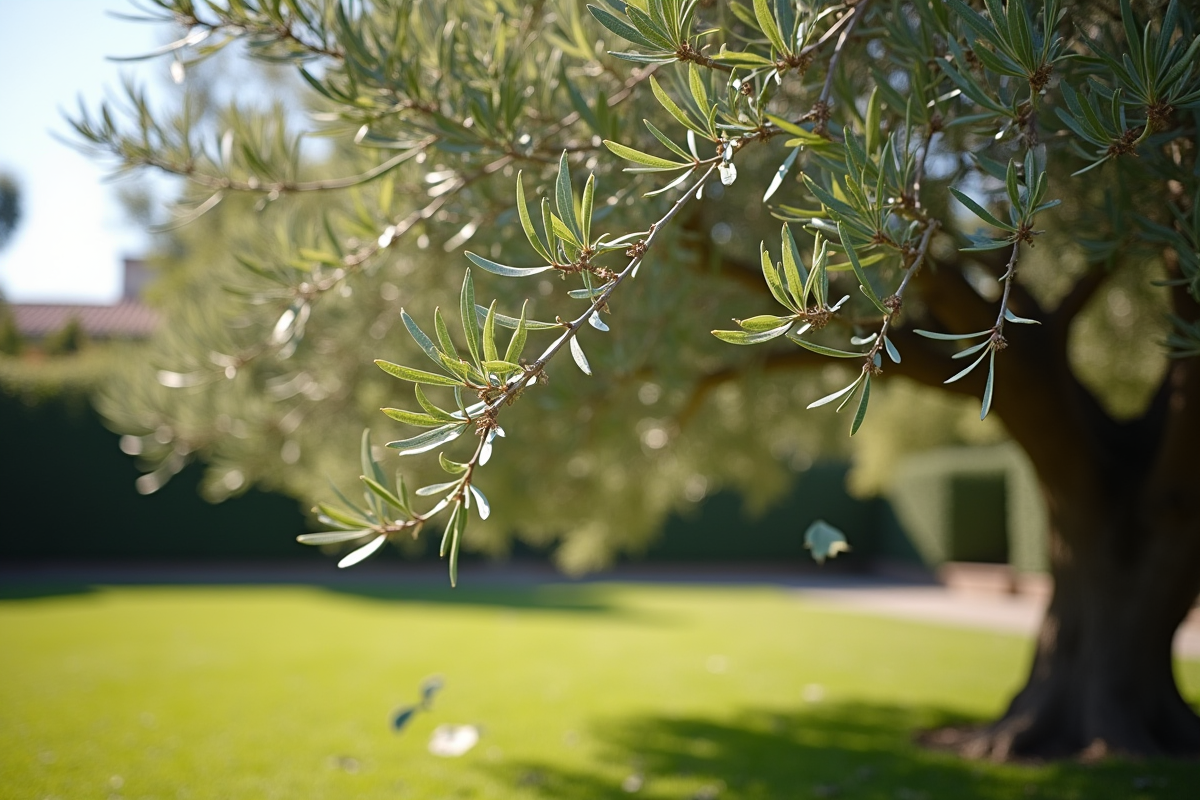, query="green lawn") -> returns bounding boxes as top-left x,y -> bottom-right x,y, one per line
2,581 -> 1198,799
